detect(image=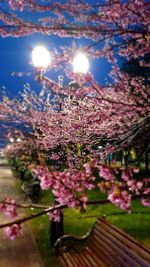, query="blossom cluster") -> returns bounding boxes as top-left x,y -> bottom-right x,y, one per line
49,207 -> 62,222
8,0 -> 25,11
0,198 -> 22,239
97,165 -> 149,212
32,163 -> 95,217
6,224 -> 21,240
0,198 -> 17,219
